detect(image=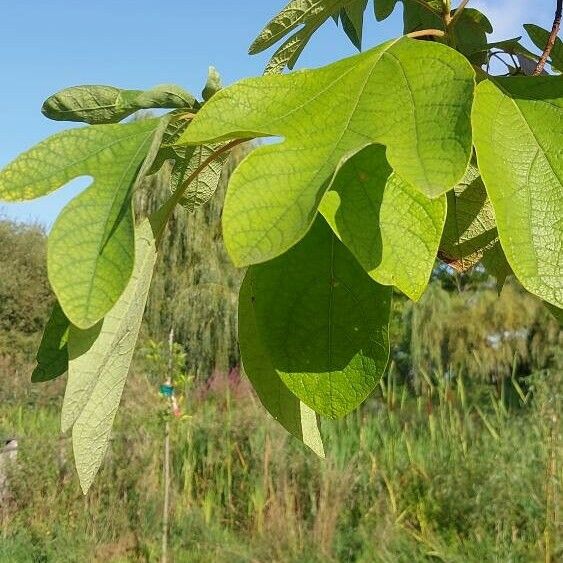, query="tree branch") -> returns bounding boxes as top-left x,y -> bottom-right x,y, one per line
534,0 -> 563,75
